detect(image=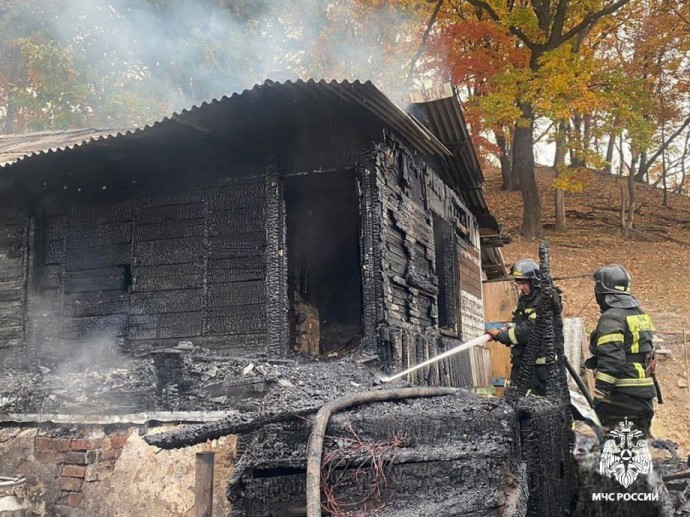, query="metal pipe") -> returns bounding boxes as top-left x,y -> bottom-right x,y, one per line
195,452 -> 214,517
563,356 -> 594,408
